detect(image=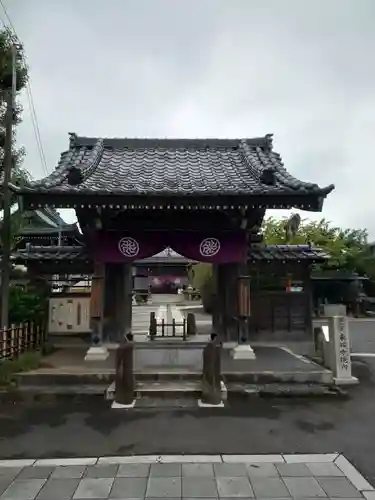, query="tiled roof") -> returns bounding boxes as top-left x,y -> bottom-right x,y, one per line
140,248 -> 196,264
9,244 -> 329,263
23,207 -> 68,227
249,244 -> 329,262
10,246 -> 88,261
39,207 -> 68,226
19,133 -> 334,199
18,223 -> 80,236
